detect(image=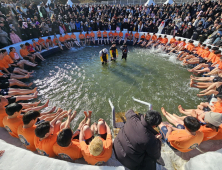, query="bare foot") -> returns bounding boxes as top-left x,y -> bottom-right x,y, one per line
188,69 -> 193,72
28,82 -> 33,87
161,107 -> 167,116
32,87 -> 37,93
178,105 -> 185,113
197,94 -> 204,97
25,73 -> 30,79
190,79 -> 194,87
190,75 -> 195,79
34,100 -> 41,106
0,150 -> 5,157
33,91 -> 38,98
50,106 -> 56,113
191,110 -> 197,118
83,111 -> 87,118
88,110 -> 92,117
44,99 -> 49,107
30,71 -> 34,74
